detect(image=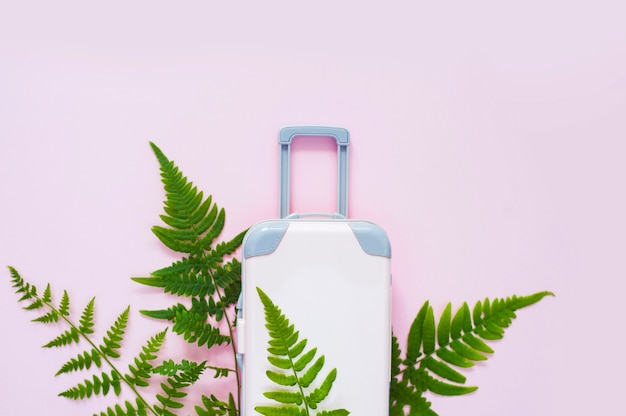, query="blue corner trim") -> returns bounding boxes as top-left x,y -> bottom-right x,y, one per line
243,221 -> 289,258
348,222 -> 391,258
